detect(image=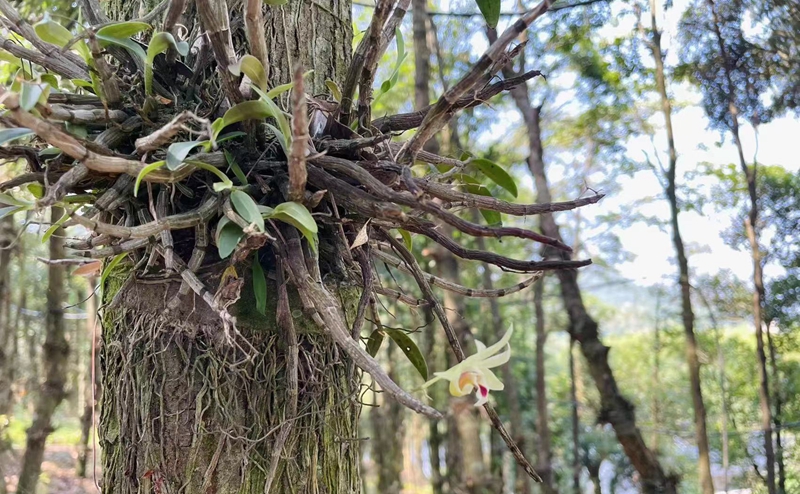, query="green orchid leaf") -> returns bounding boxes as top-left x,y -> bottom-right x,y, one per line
366,330 -> 384,357
475,0 -> 501,28
96,34 -> 147,61
215,216 -> 244,259
19,82 -> 46,111
230,54 -> 268,92
252,254 -> 267,315
96,21 -> 151,39
387,330 -> 428,380
0,128 -> 34,146
224,150 -> 248,185
263,201 -> 318,251
166,140 -> 206,171
145,32 -> 183,95
134,160 -> 166,195
231,190 -> 265,232
470,158 -> 518,198
100,253 -> 128,291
